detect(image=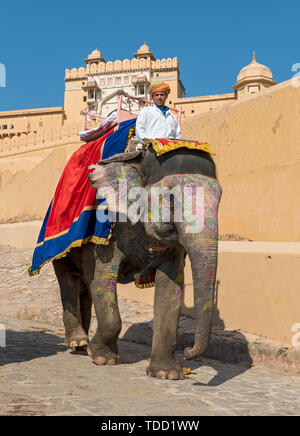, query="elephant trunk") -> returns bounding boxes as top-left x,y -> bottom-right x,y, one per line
182,240 -> 219,361
184,332 -> 206,360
